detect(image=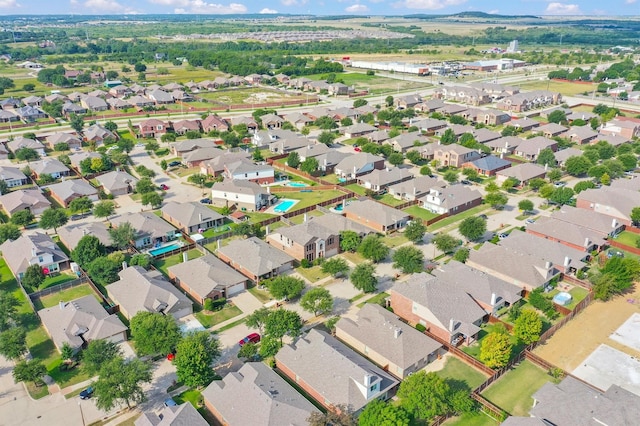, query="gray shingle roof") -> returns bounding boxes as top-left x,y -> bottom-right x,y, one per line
30,159 -> 69,176
217,237 -> 295,277
496,163 -> 546,182
161,201 -> 223,229
110,212 -> 177,241
467,155 -> 511,171
96,171 -> 138,193
576,187 -> 638,223
136,402 -> 208,426
551,205 -> 623,236
0,189 -> 50,215
168,254 -> 246,299
58,221 -> 112,250
0,232 -> 68,277
44,179 -> 97,201
171,138 -> 216,153
343,198 -> 410,228
499,229 -> 587,271
527,216 -> 606,249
